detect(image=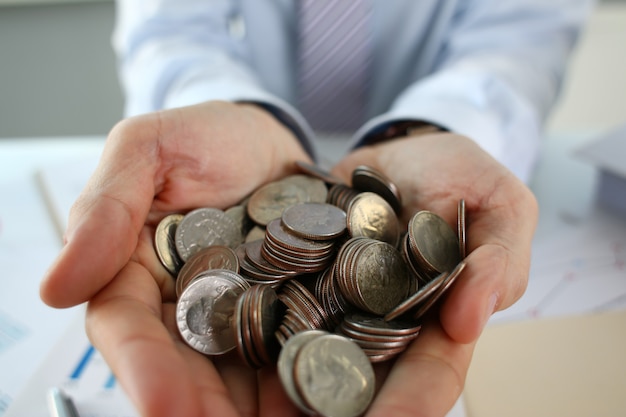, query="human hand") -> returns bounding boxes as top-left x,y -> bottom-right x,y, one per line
40,101 -> 313,417
331,132 -> 538,417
